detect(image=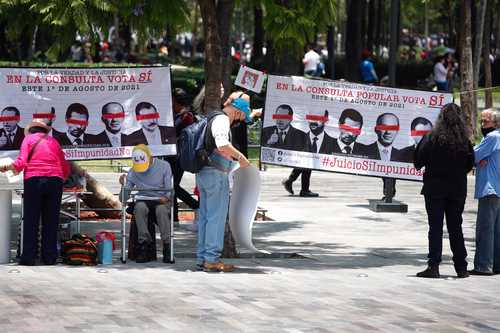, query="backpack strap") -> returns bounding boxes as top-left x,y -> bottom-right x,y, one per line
204,110 -> 226,155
